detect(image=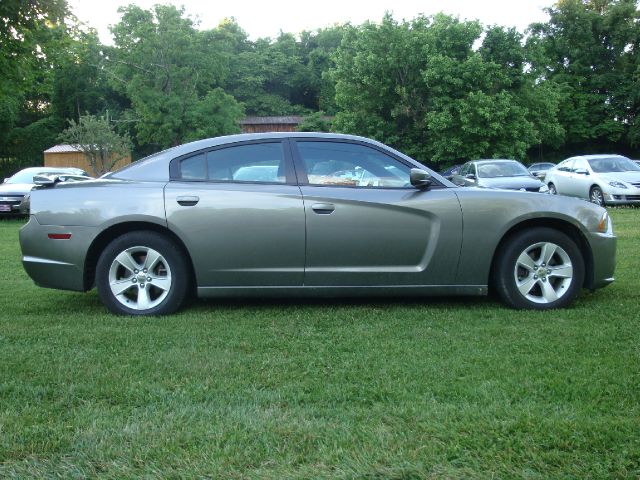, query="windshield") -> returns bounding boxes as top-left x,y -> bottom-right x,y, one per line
588,157 -> 640,173
477,161 -> 529,178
